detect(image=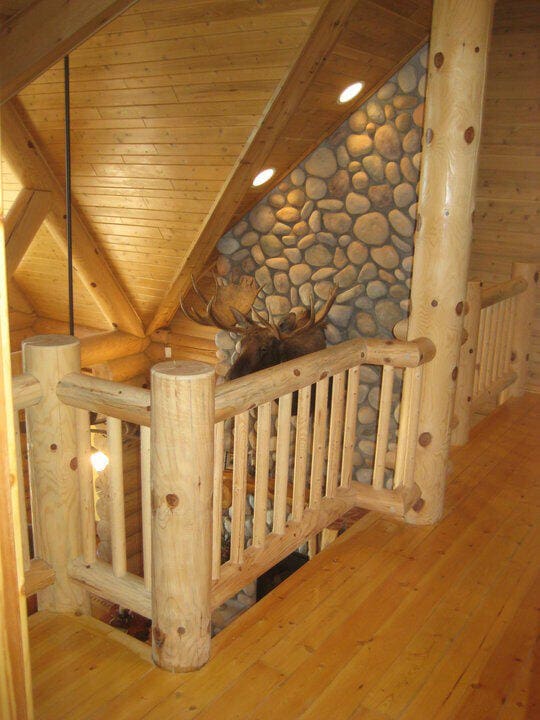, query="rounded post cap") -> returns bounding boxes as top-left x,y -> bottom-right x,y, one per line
151,360 -> 215,380
22,334 -> 80,350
